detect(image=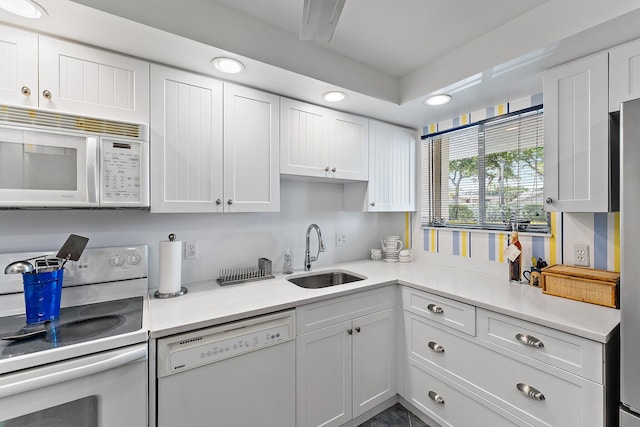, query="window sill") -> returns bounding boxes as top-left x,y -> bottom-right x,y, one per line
420,225 -> 553,238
